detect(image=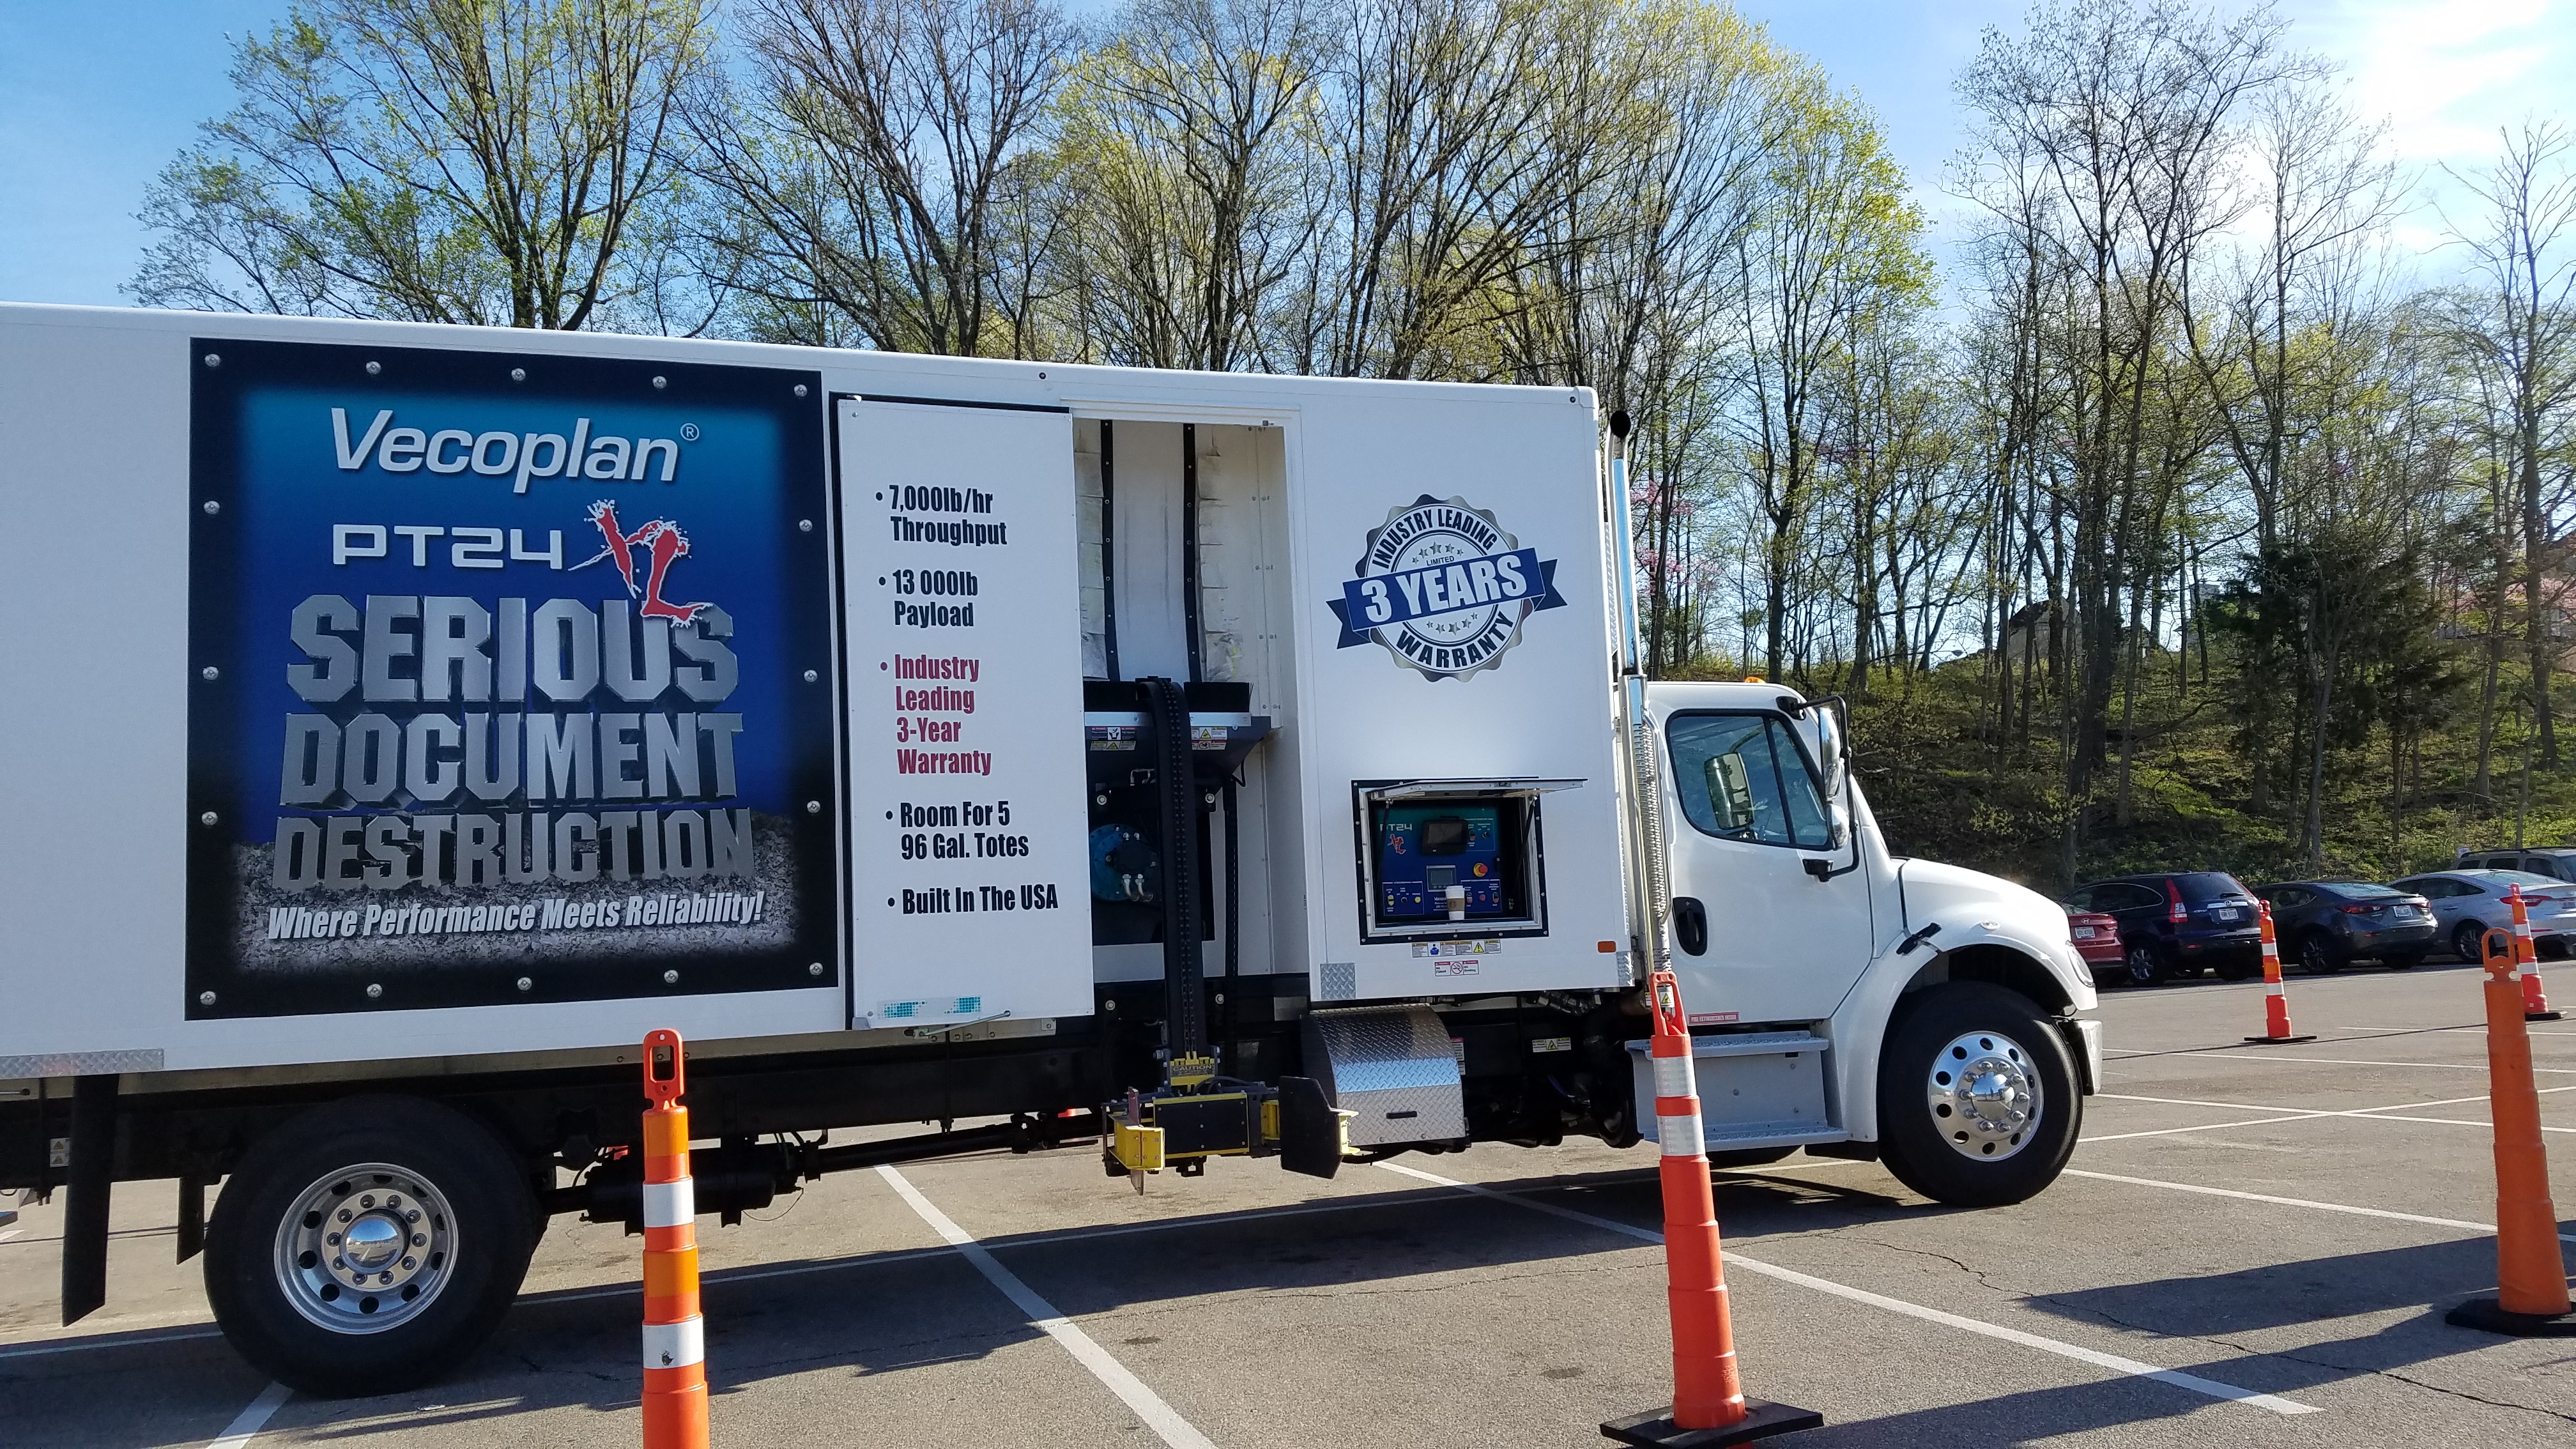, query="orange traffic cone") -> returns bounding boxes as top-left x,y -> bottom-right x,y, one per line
640,1031 -> 711,1448
2447,930 -> 2576,1335
2505,885 -> 2564,1023
2242,902 -> 2315,1045
1601,970 -> 1823,1446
